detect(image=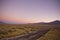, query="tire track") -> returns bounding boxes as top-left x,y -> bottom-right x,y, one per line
2,29 -> 50,40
